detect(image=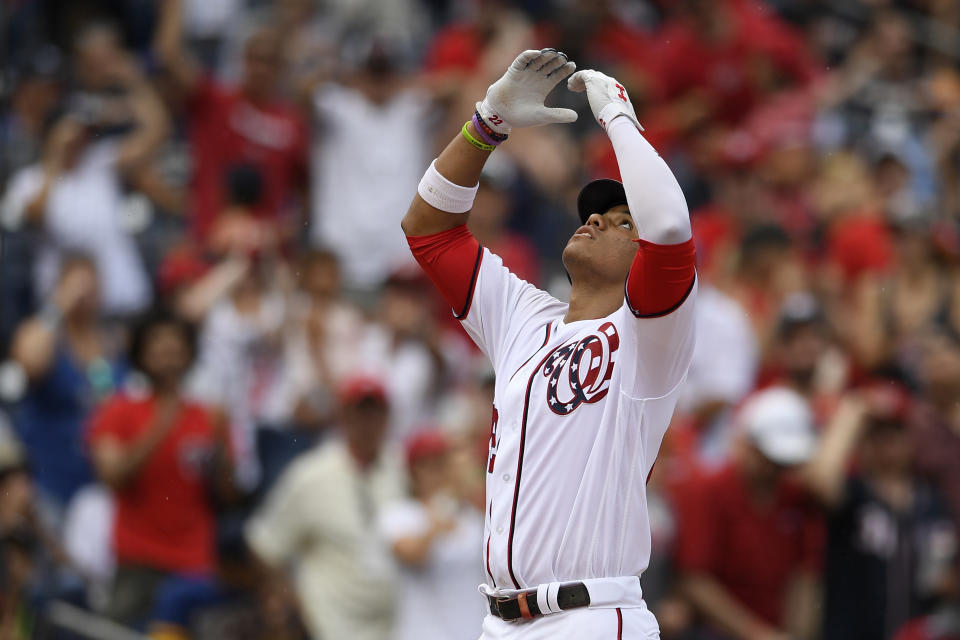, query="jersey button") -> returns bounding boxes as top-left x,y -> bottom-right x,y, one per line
502,473 -> 511,482
496,525 -> 504,534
